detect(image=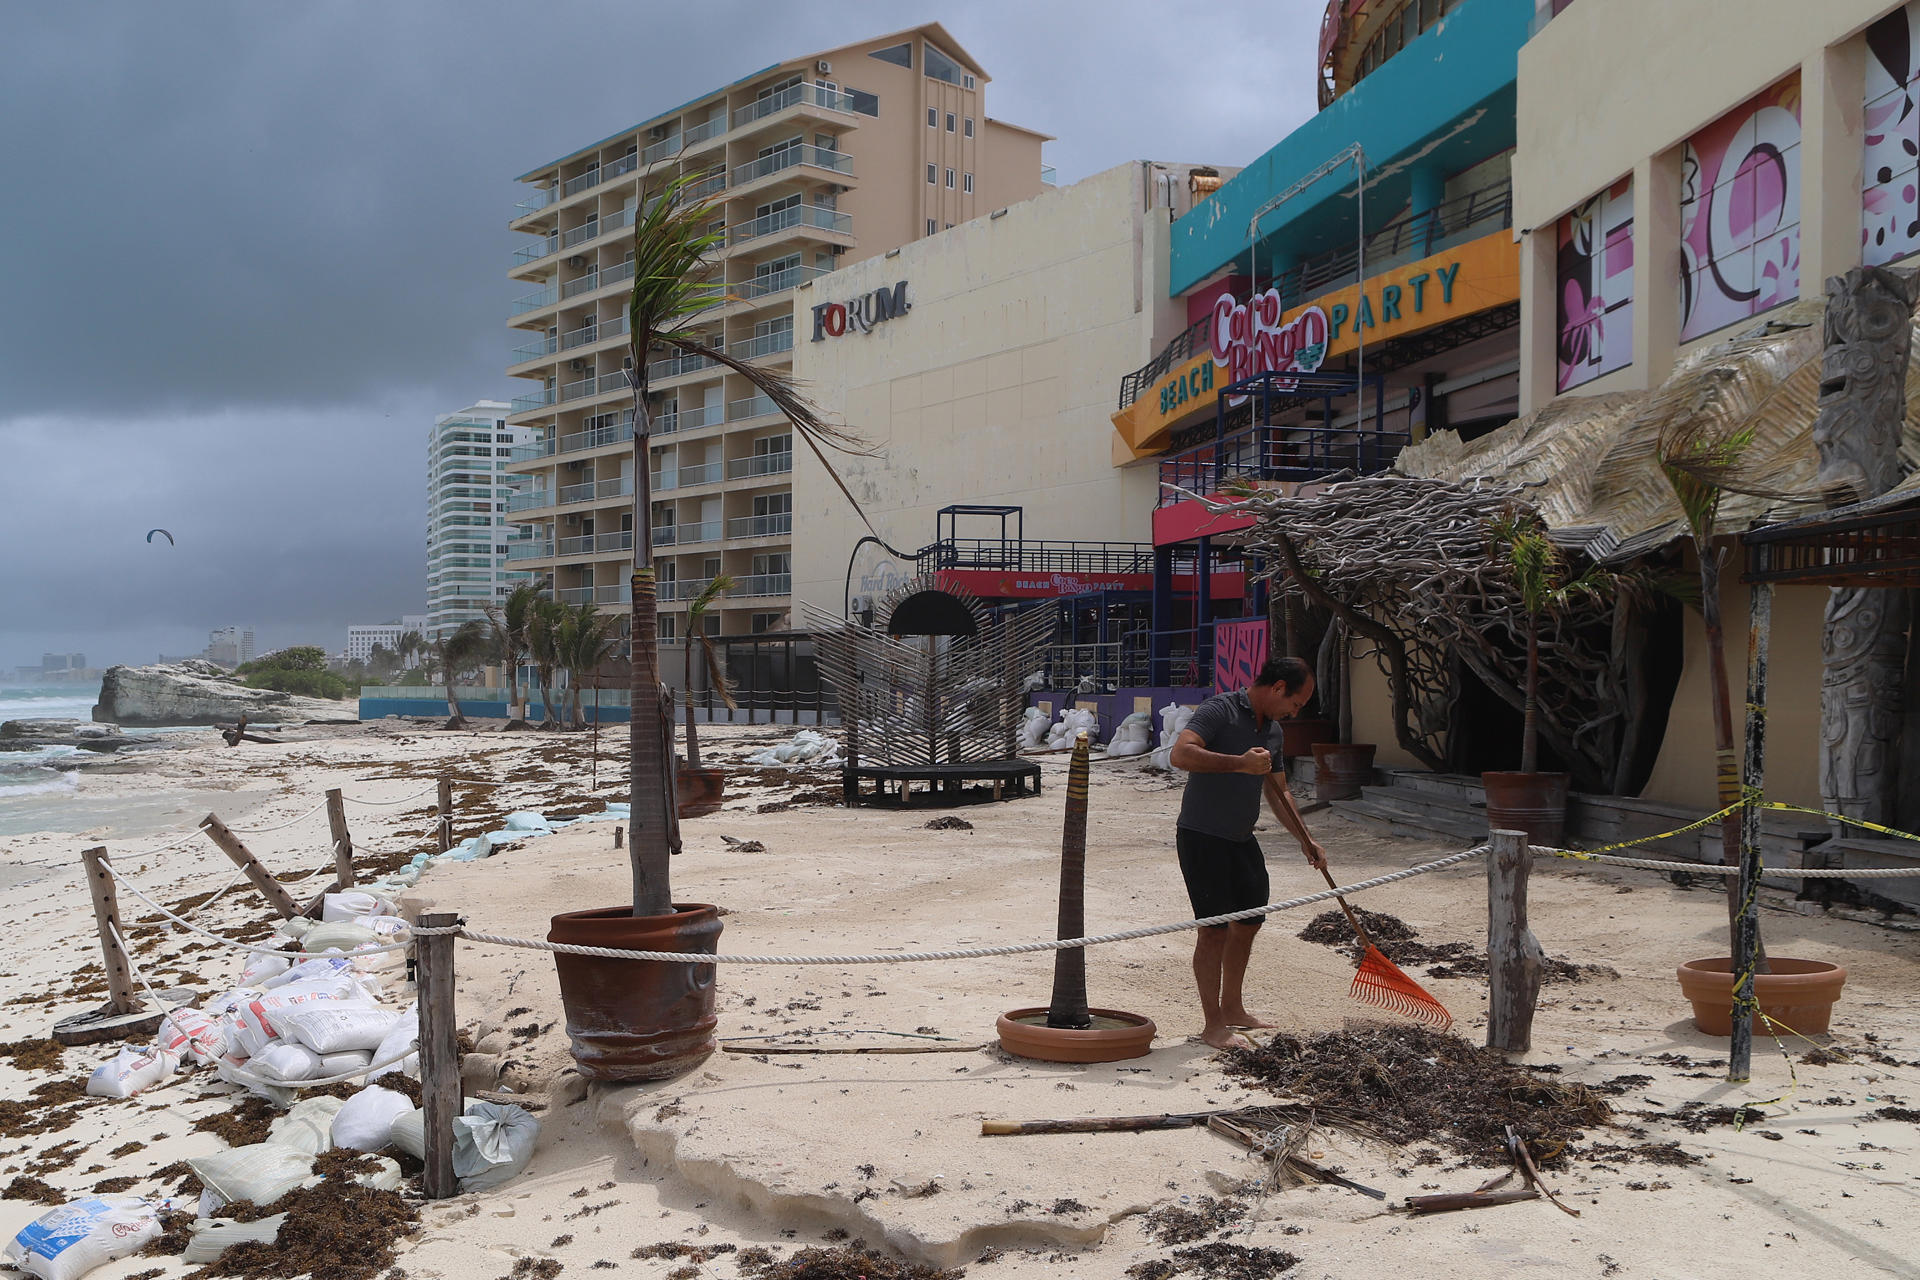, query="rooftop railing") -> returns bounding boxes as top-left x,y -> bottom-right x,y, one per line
730,144 -> 852,188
